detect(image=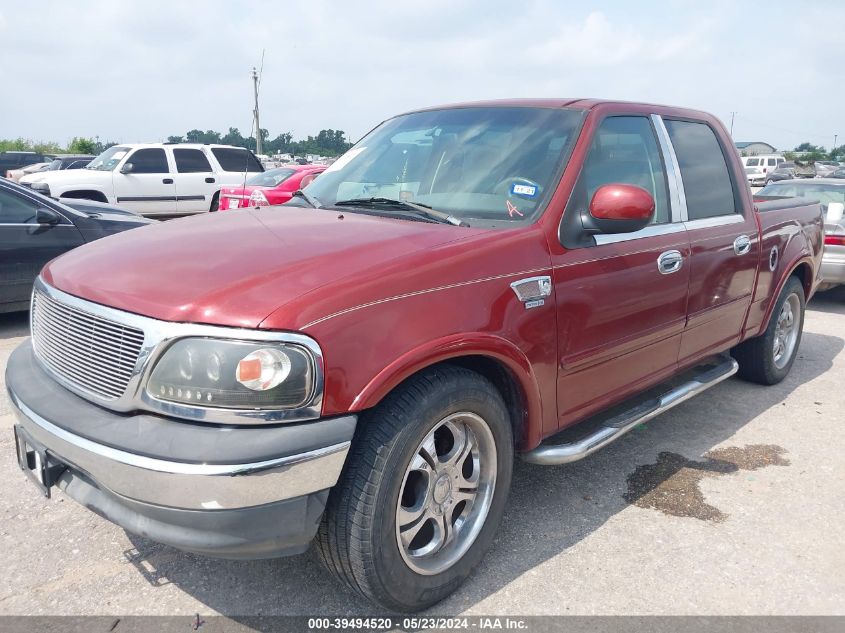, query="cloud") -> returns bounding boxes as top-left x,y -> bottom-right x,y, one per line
0,0 -> 842,150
